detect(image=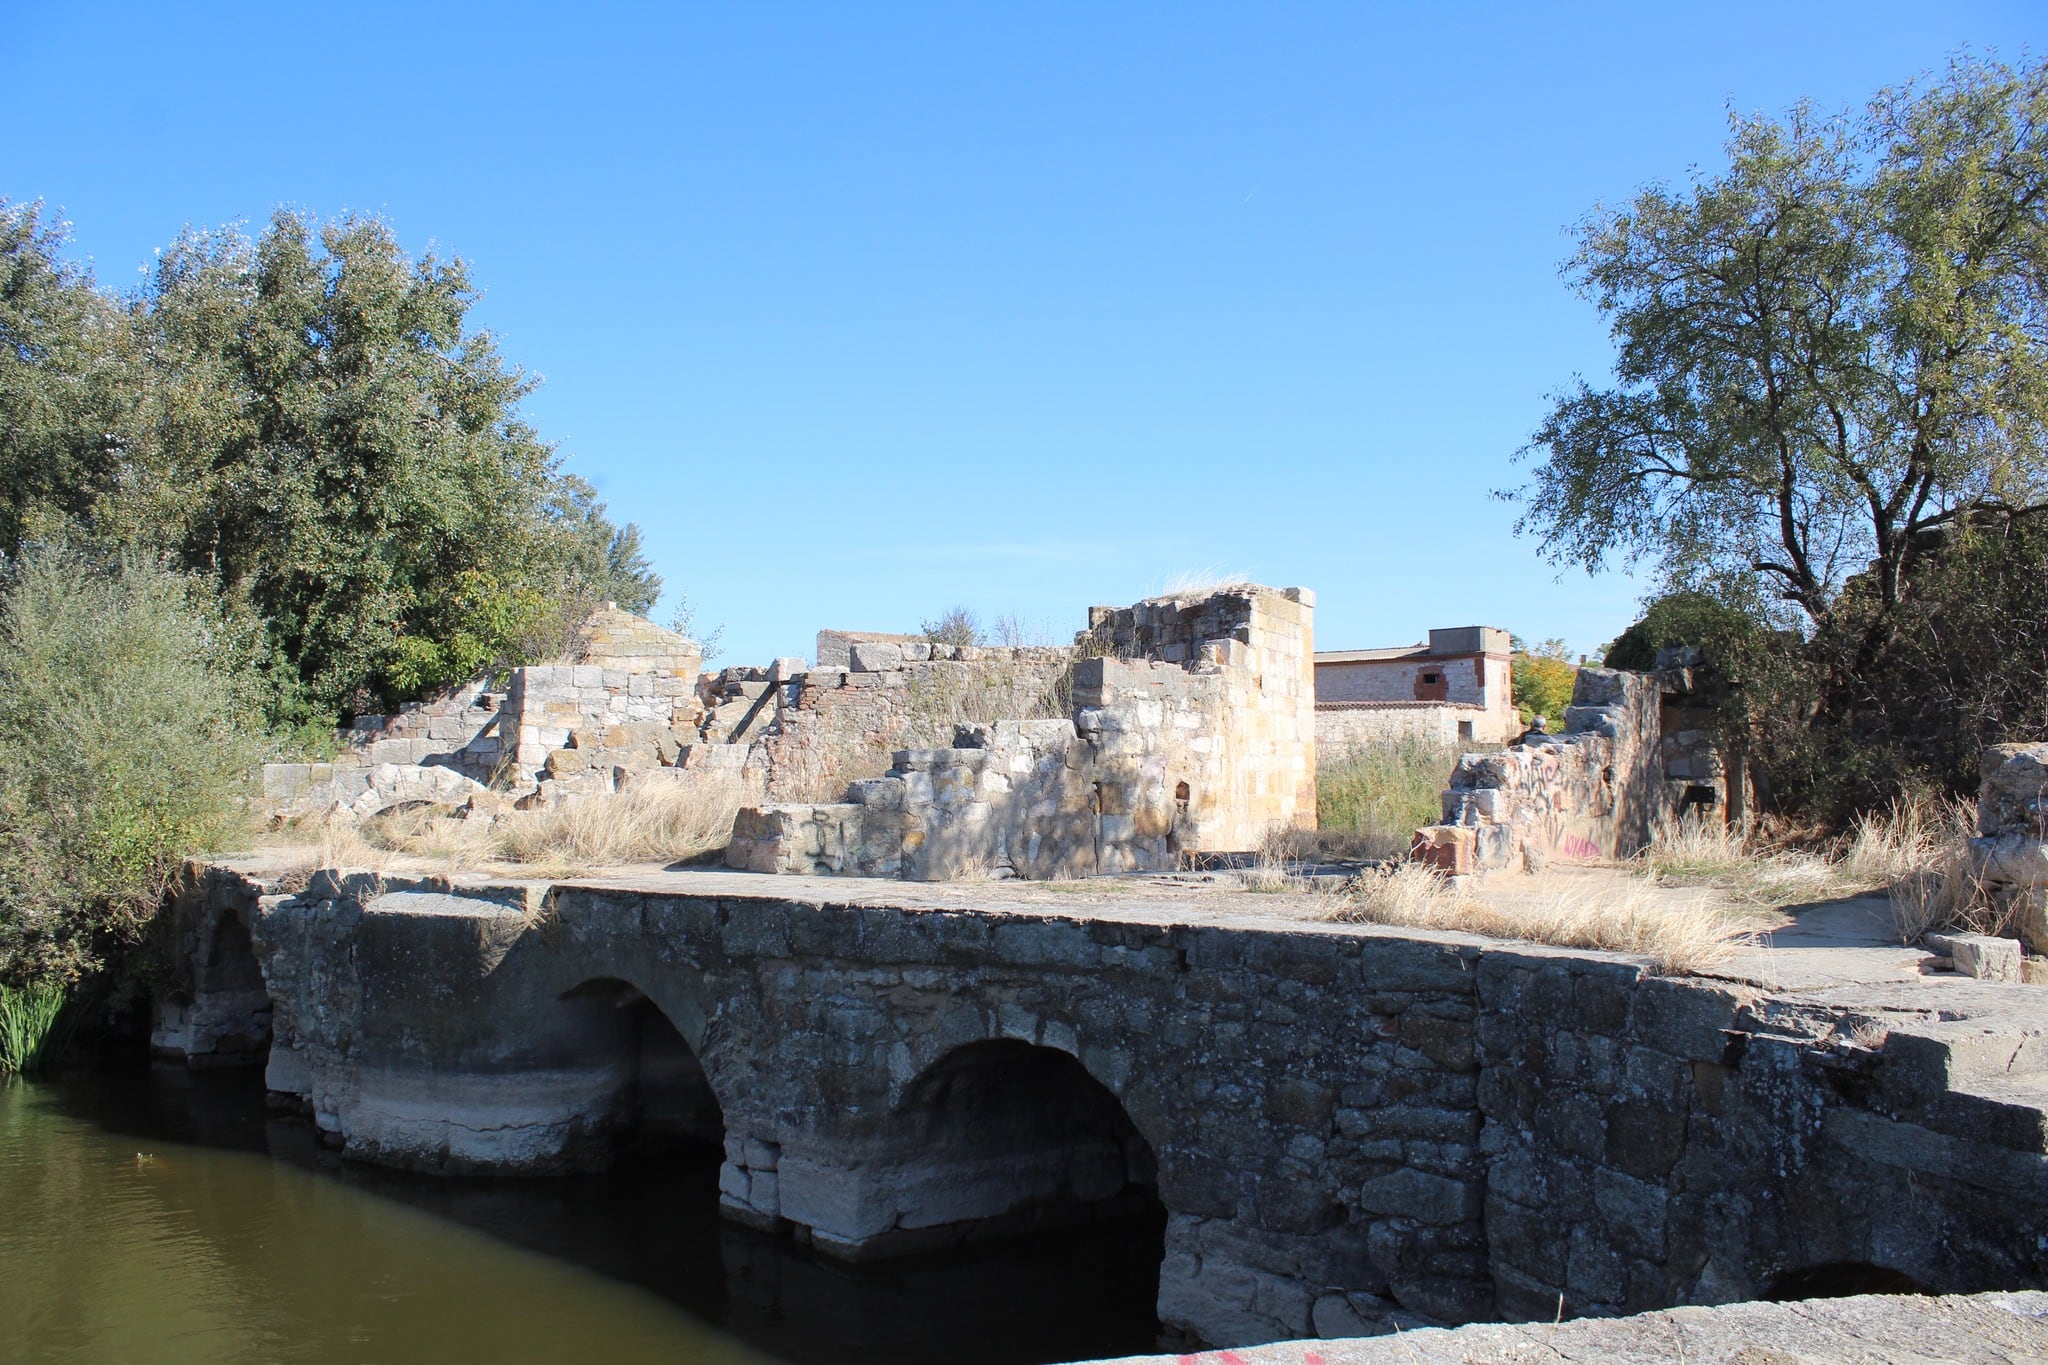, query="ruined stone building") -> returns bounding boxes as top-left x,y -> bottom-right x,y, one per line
728,585 -> 1318,879
264,586 -> 1320,881
1314,626 -> 1519,750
